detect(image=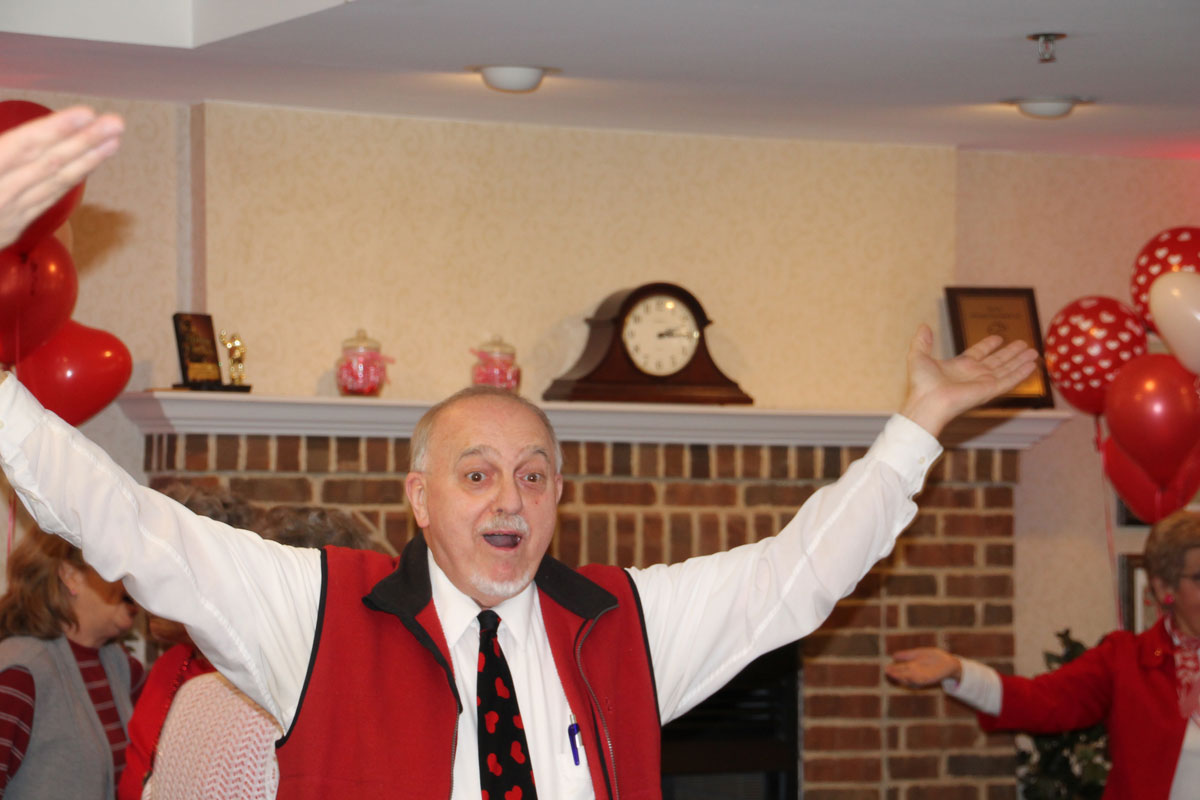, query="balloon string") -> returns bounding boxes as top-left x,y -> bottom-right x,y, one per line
1099,454 -> 1124,630
6,324 -> 17,555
